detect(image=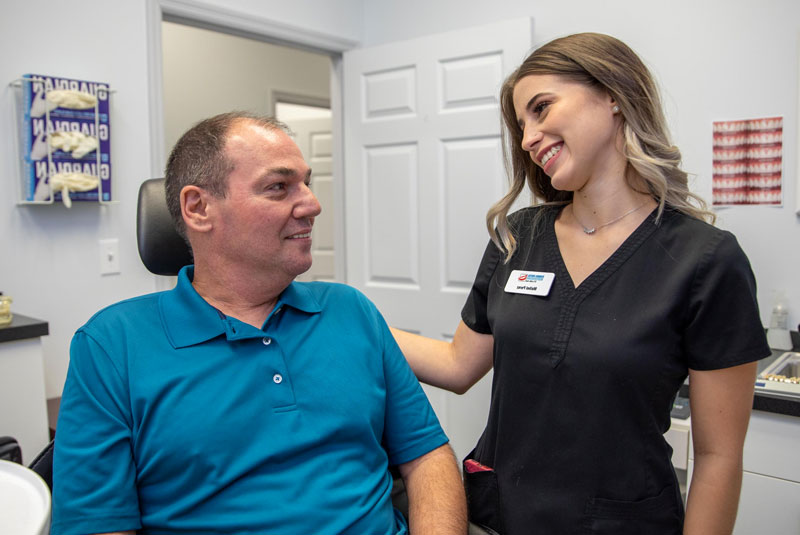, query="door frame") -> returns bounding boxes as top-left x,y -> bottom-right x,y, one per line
271,90 -> 331,117
144,0 -> 354,284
